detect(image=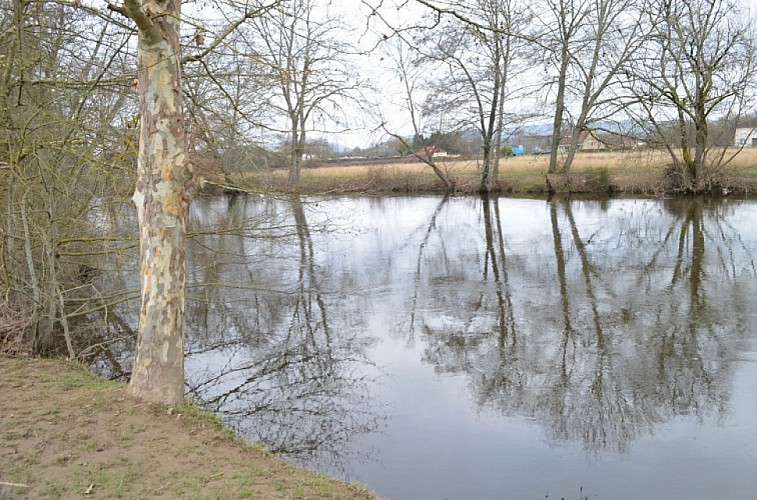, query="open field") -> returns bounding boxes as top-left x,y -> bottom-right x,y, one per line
304,149 -> 672,177
221,148 -> 757,195
301,148 -> 757,176
224,148 -> 757,196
